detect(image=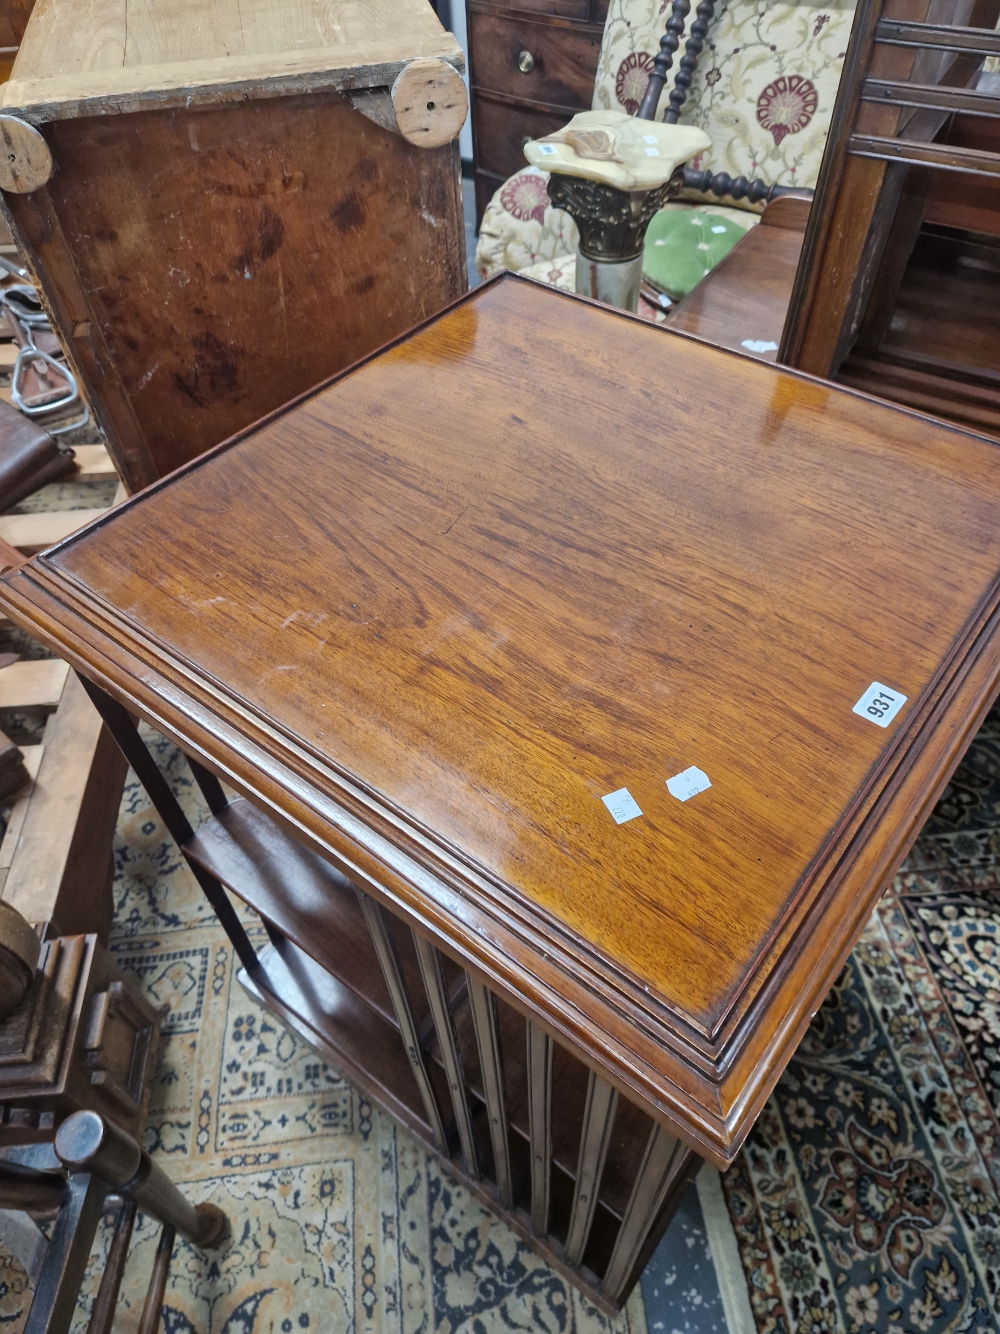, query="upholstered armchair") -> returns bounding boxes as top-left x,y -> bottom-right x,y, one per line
475,0 -> 857,308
